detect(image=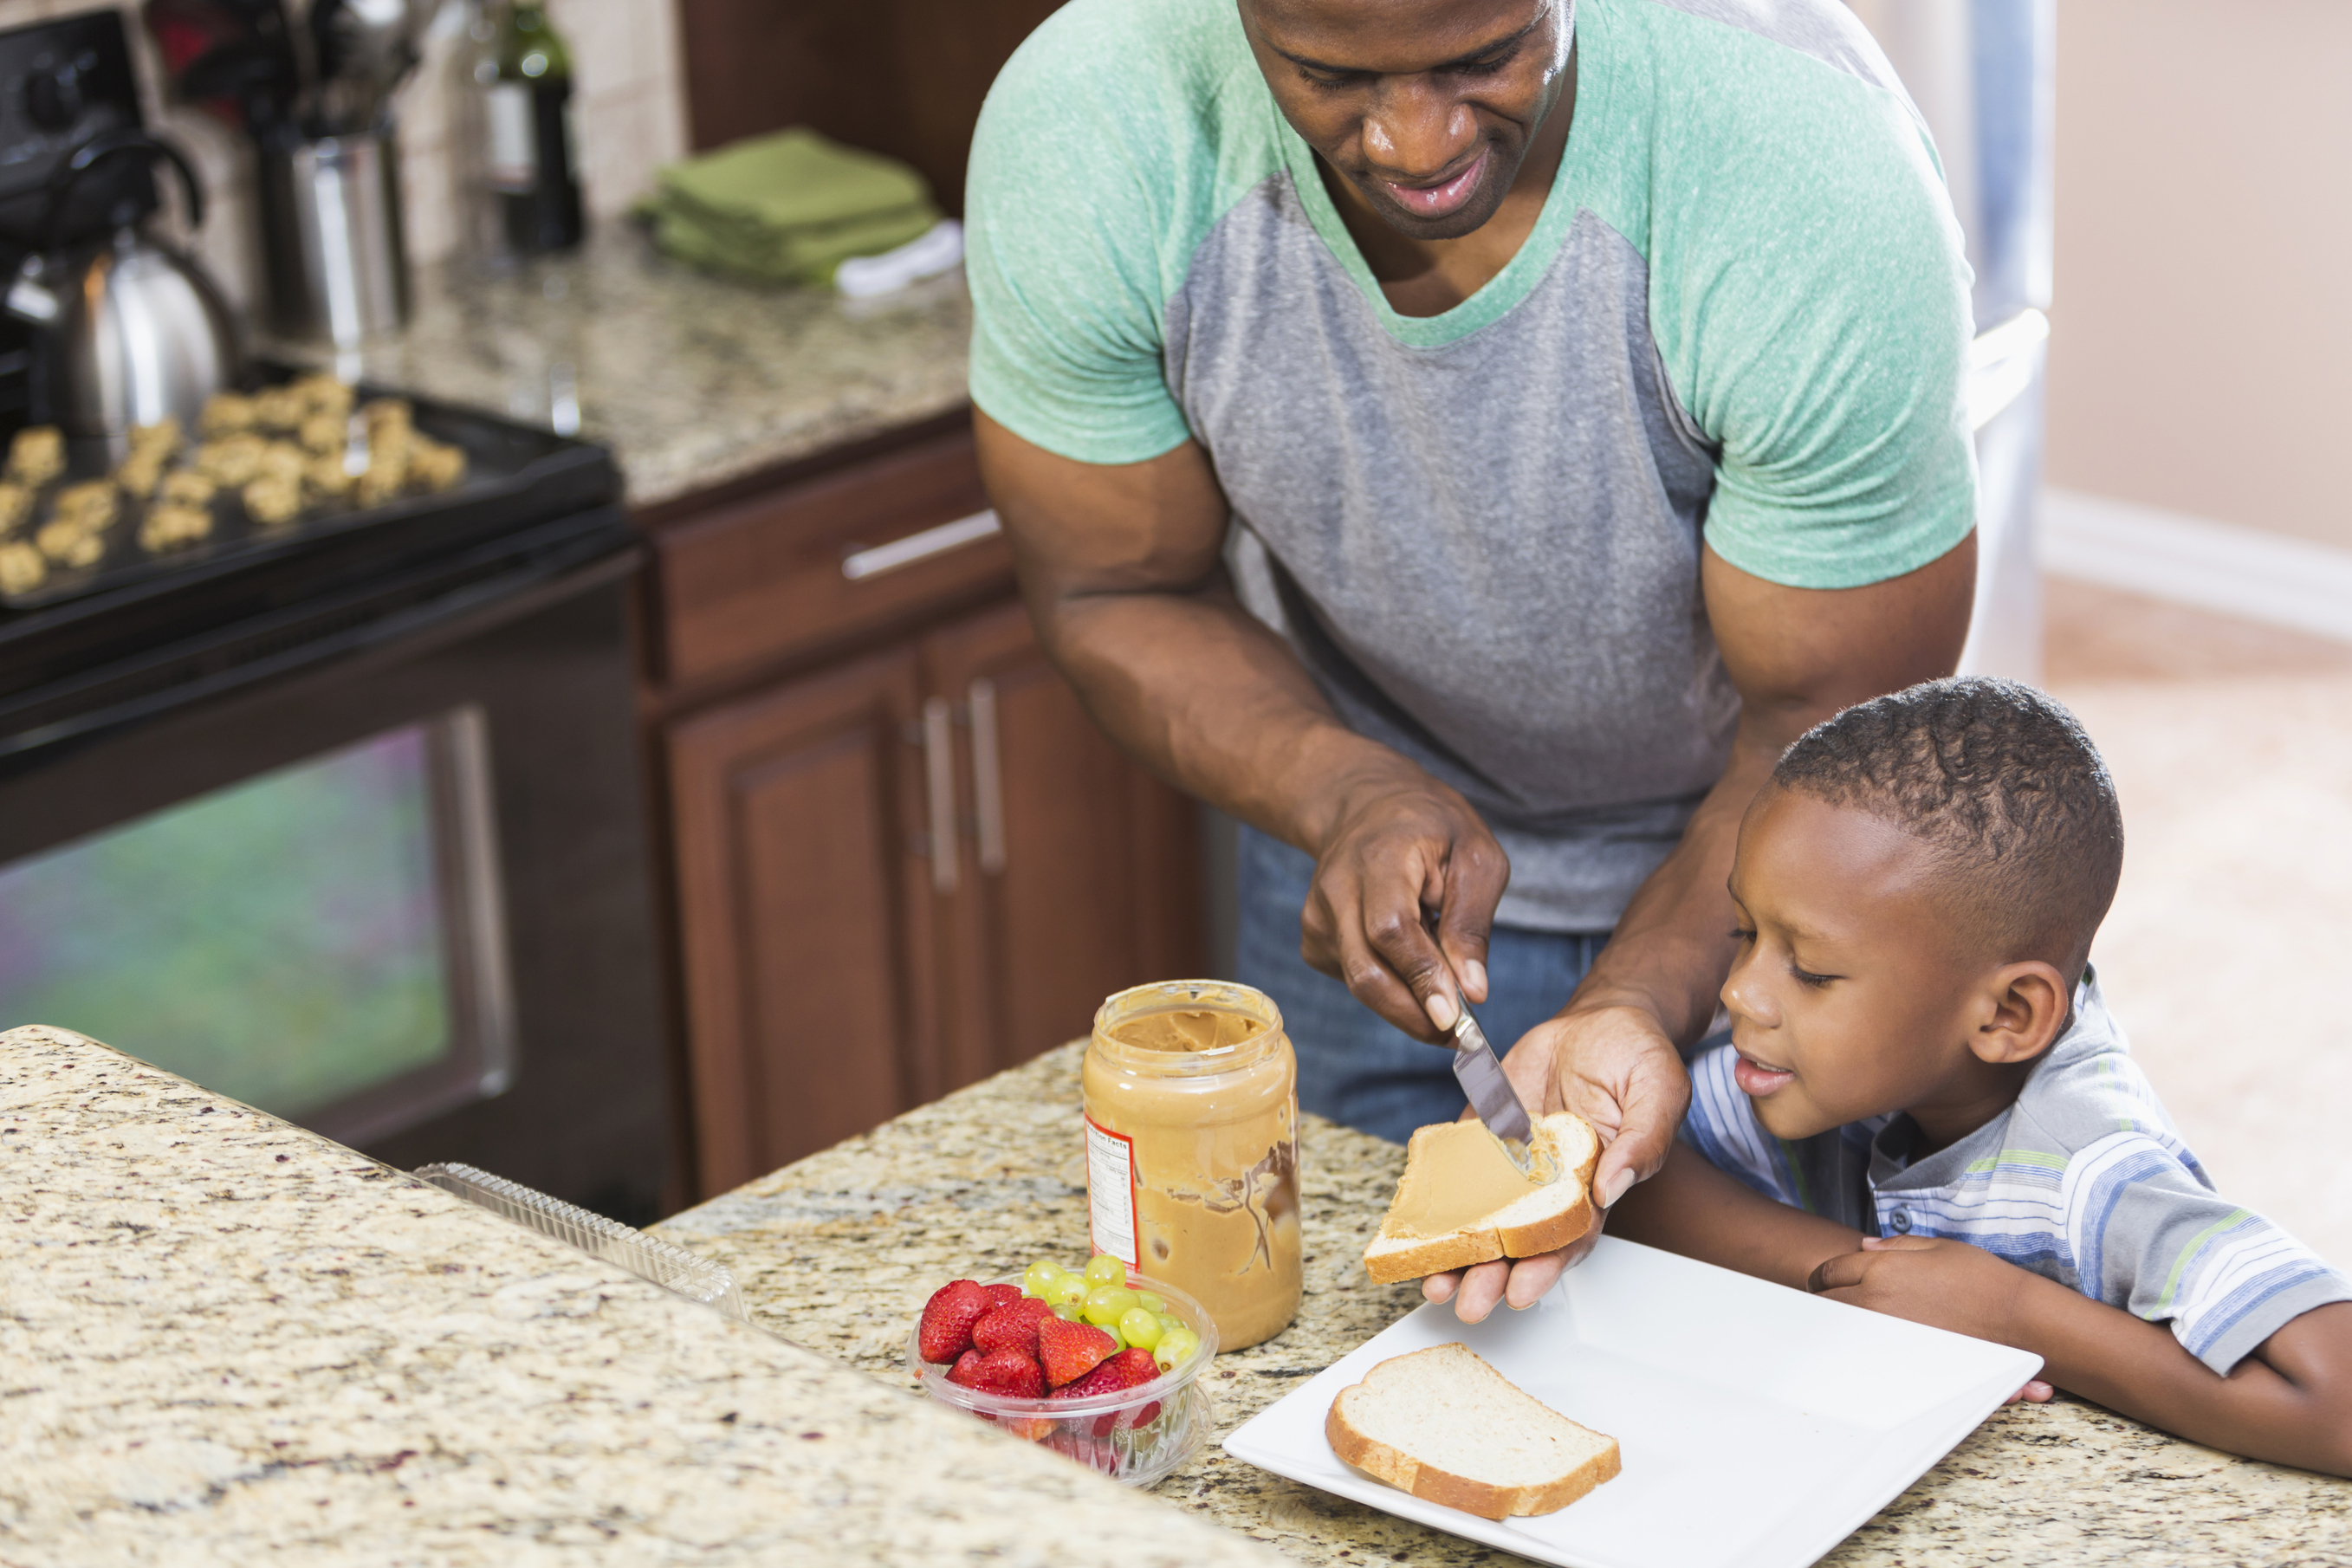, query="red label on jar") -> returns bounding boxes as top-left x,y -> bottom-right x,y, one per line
1085,1116 -> 1139,1267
